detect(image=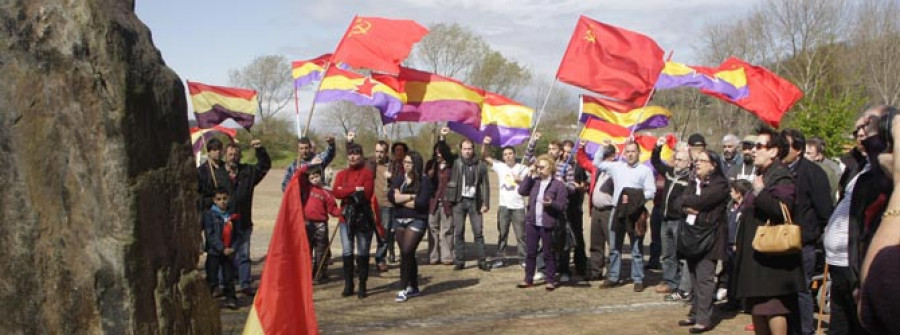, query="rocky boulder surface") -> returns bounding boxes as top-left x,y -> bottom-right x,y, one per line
0,0 -> 218,333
